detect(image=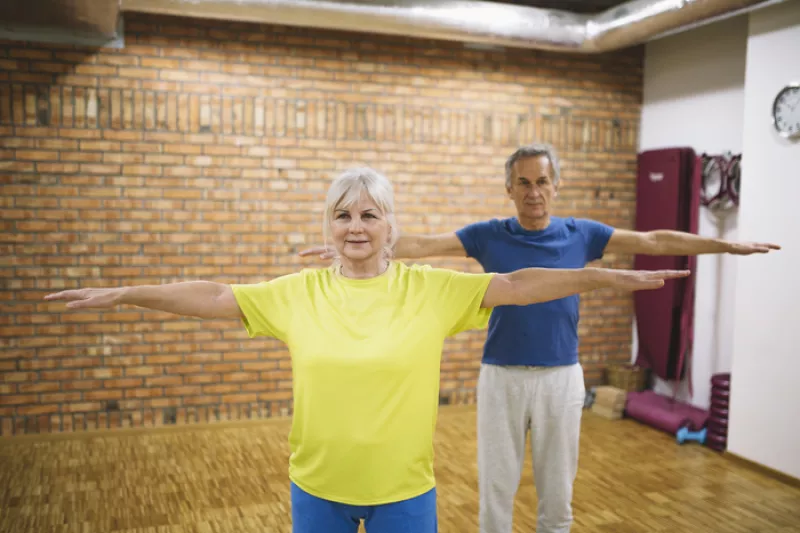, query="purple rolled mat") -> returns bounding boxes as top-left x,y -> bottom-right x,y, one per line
709,406 -> 729,419
711,386 -> 730,398
710,397 -> 729,410
706,431 -> 727,450
707,372 -> 731,451
708,414 -> 728,428
711,373 -> 731,389
625,390 -> 709,434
